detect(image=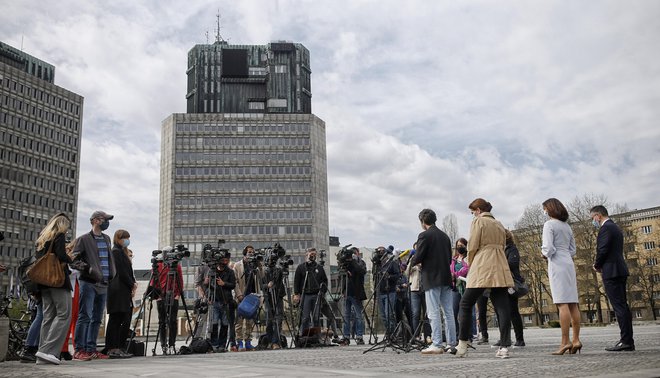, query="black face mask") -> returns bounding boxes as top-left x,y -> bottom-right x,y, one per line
457,246 -> 467,255
100,220 -> 110,231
